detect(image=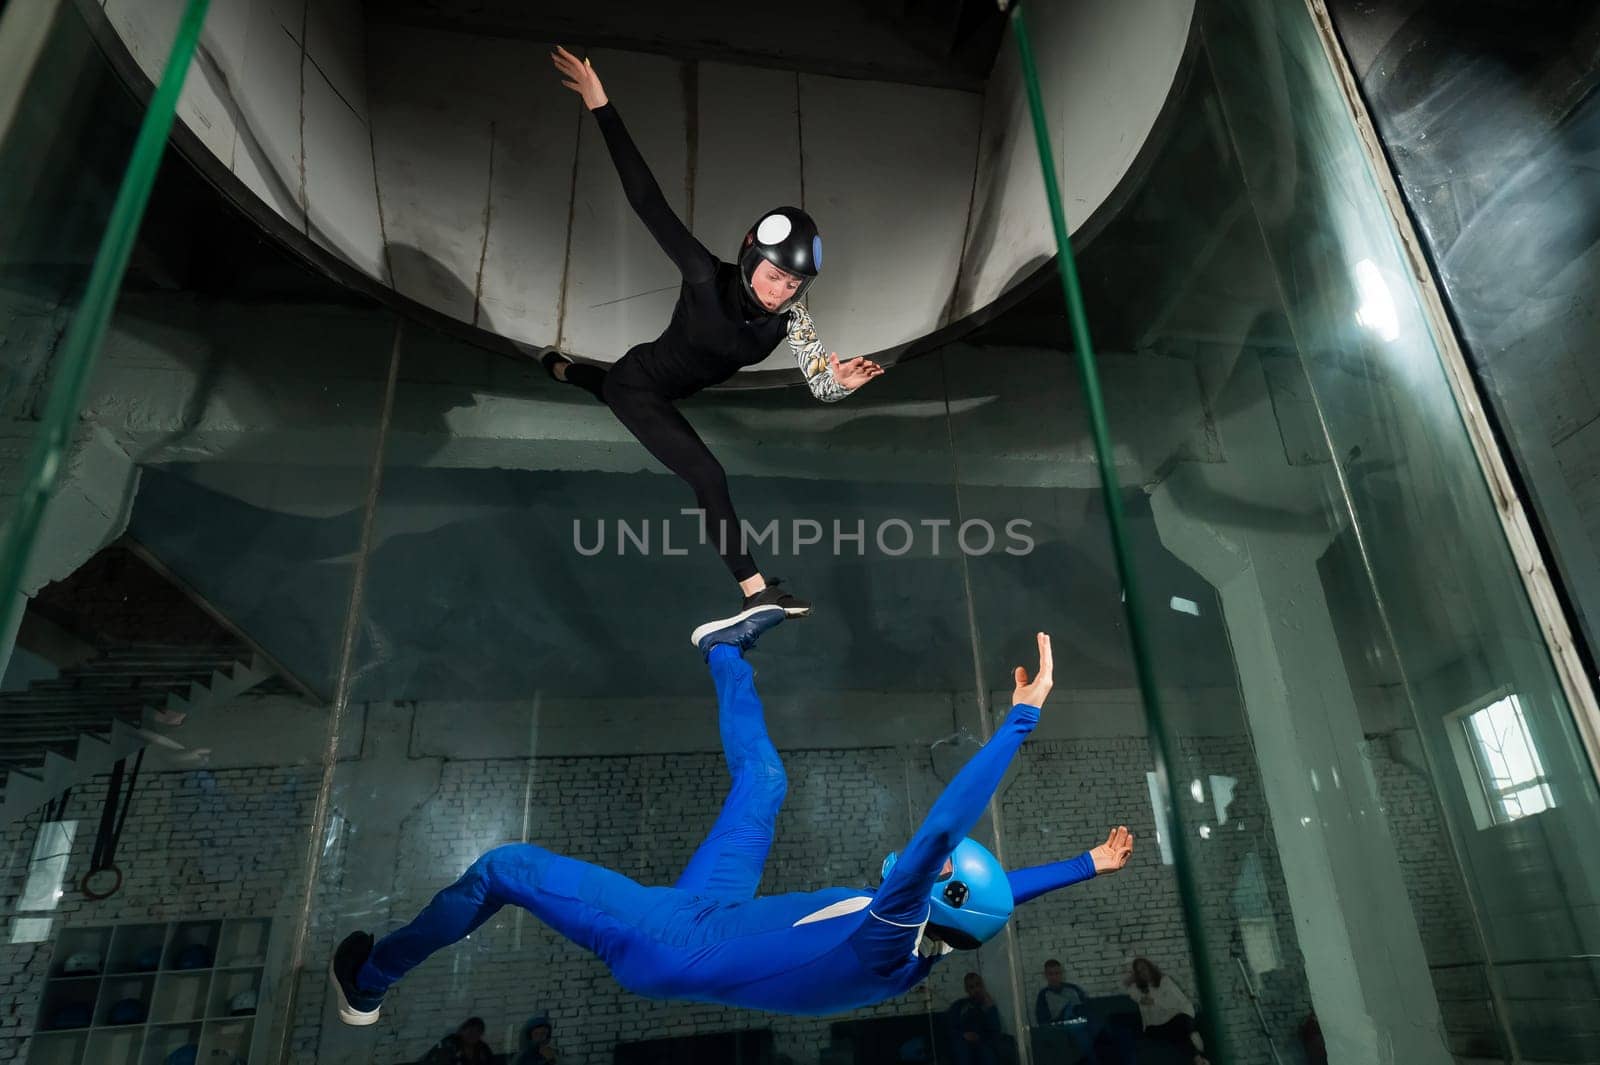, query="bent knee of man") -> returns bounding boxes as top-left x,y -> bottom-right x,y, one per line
474,843 -> 543,886
749,758 -> 788,803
